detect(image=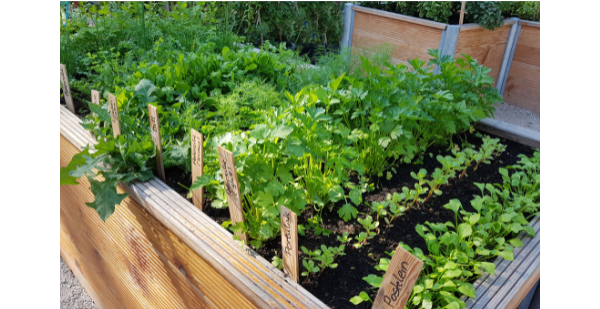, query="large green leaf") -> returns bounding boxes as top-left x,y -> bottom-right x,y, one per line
338,203 -> 358,222
85,178 -> 129,221
134,79 -> 158,104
